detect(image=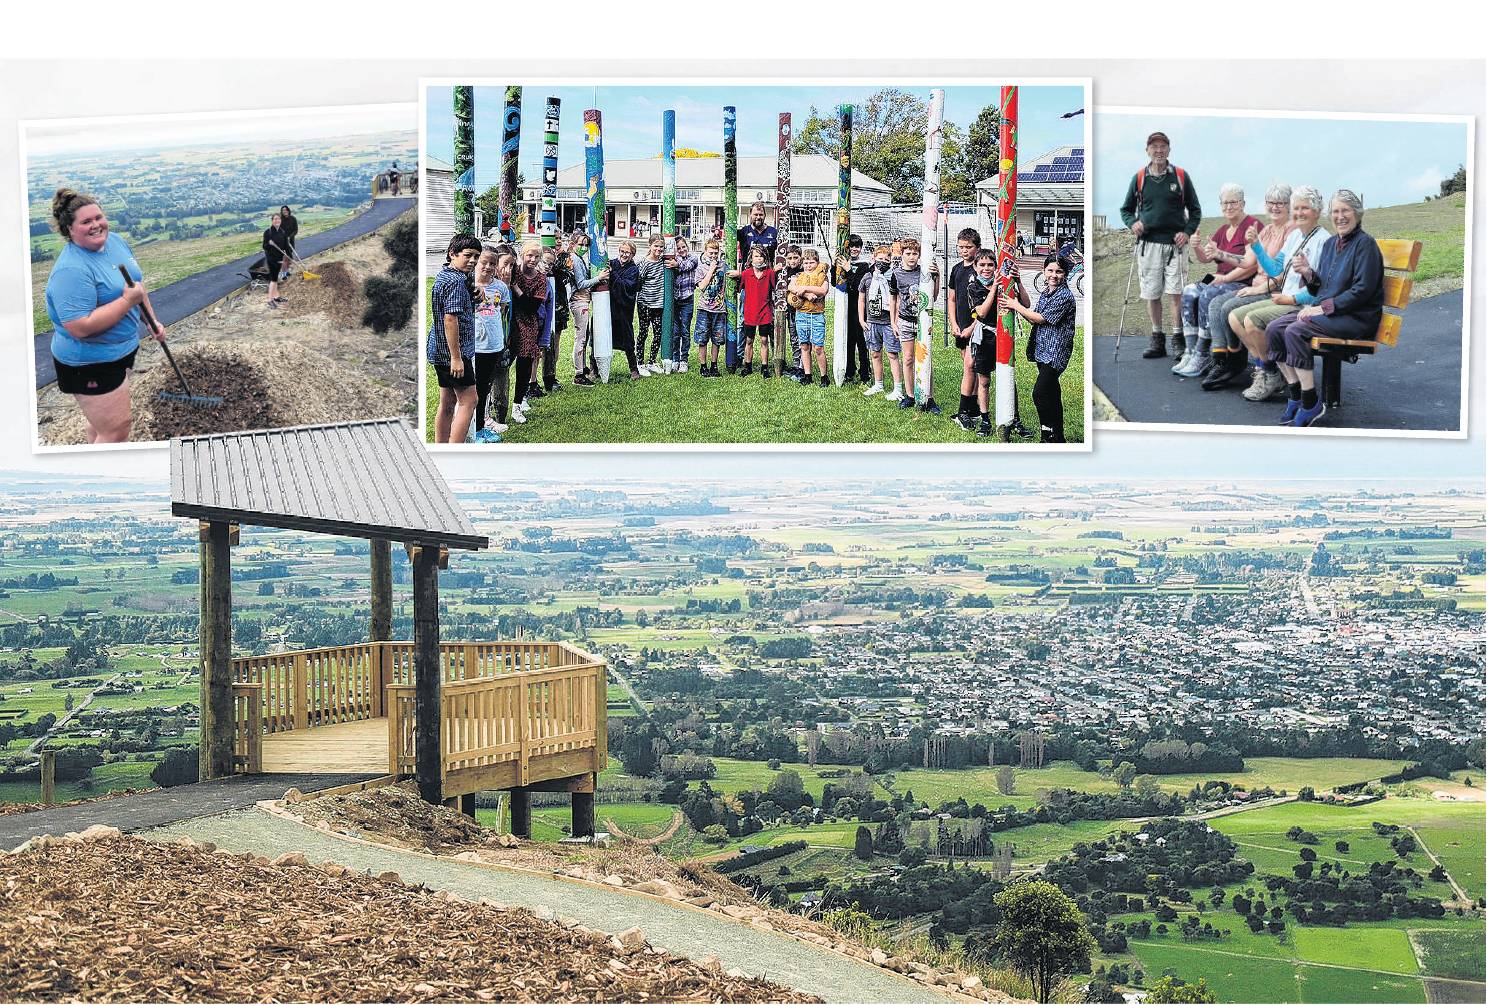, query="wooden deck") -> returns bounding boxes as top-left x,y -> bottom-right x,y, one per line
232,641 -> 608,803
260,717 -> 389,774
